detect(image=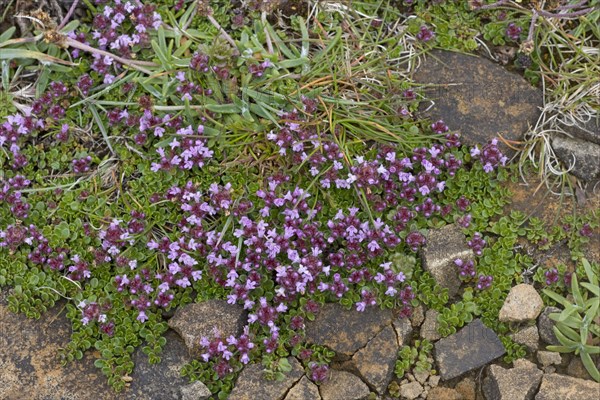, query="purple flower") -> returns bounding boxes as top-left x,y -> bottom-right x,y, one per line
416,25 -> 435,42
545,268 -> 559,286
467,232 -> 486,255
476,274 -> 493,290
506,23 -> 522,41
310,363 -> 329,383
